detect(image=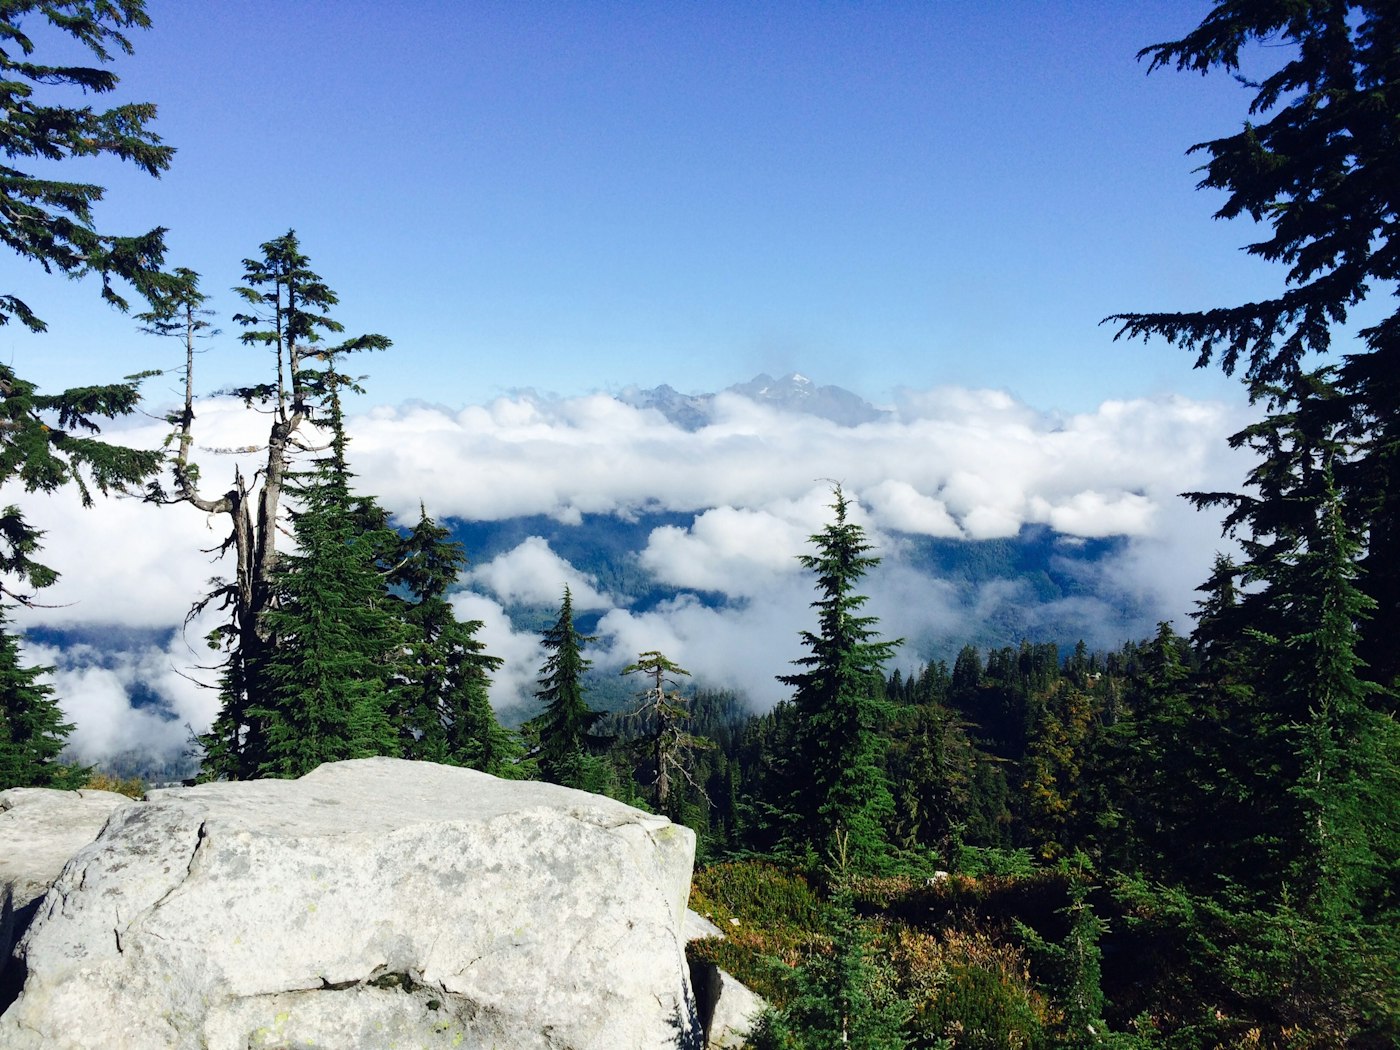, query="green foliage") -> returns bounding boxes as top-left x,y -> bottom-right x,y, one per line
779,485 -> 901,871
754,883 -> 910,1050
80,769 -> 147,798
0,607 -> 84,788
250,378 -> 404,778
618,650 -> 715,815
529,586 -> 604,789
192,232 -> 391,781
688,861 -> 835,1003
1017,873 -> 1110,1050
0,1 -> 174,597
0,1 -> 173,332
388,505 -> 517,775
